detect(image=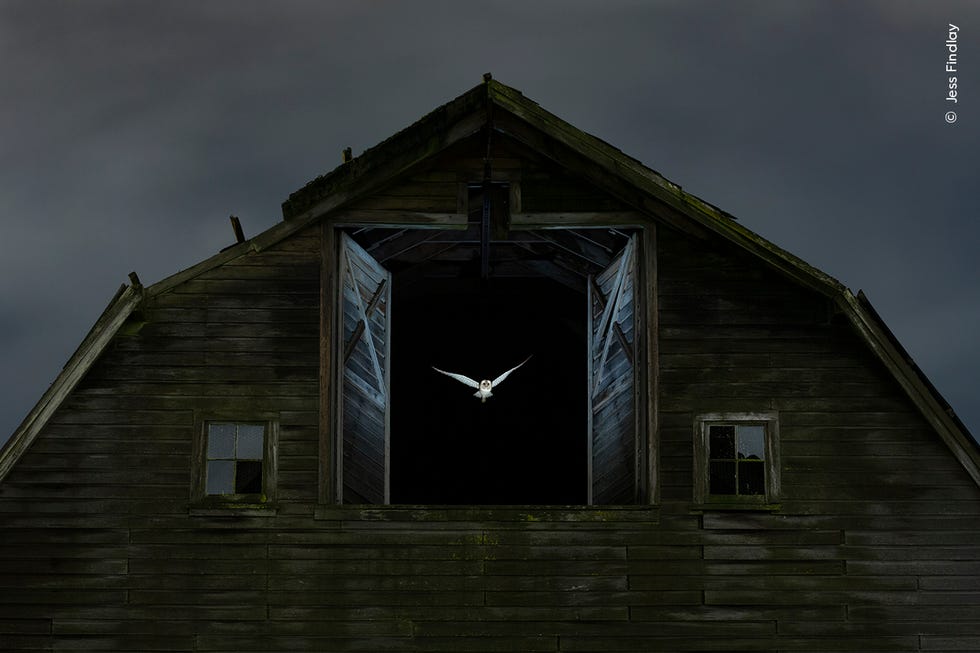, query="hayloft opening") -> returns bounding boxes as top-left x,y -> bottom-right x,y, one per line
340,215 -> 639,504
390,276 -> 586,504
